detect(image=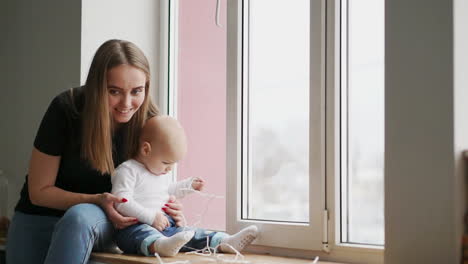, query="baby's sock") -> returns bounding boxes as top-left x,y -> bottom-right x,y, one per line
150,231 -> 195,257
219,225 -> 258,253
